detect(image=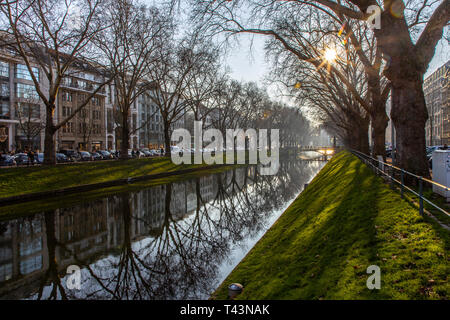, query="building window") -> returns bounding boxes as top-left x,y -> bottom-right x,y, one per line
19,238 -> 42,257
0,102 -> 9,119
16,83 -> 39,99
62,92 -> 72,102
0,61 -> 9,78
62,122 -> 73,133
15,64 -> 39,81
20,255 -> 42,275
0,264 -> 12,282
77,79 -> 87,90
92,110 -> 100,120
0,82 -> 9,98
15,103 -> 40,118
92,96 -> 100,106
62,106 -> 73,117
